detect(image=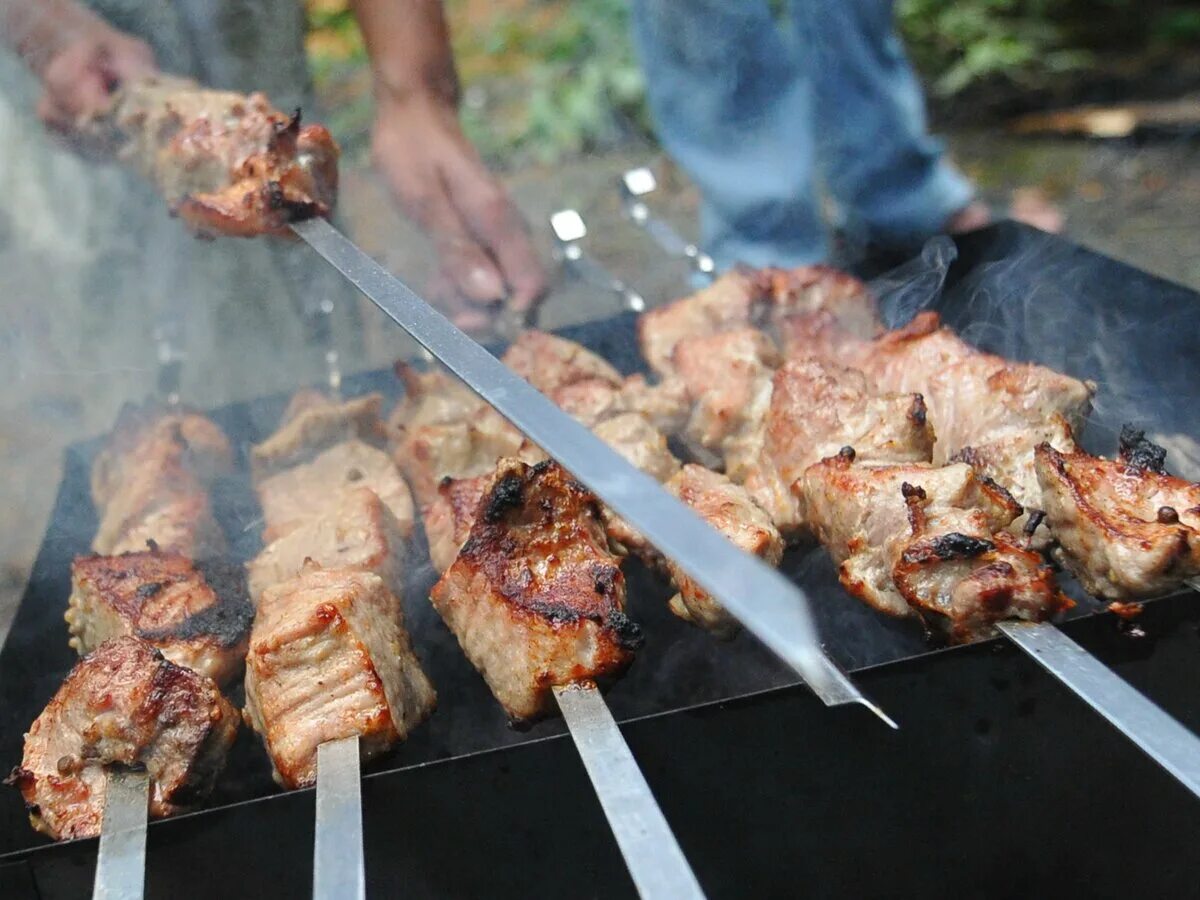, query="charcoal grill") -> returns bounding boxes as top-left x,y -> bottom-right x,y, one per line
2,222 -> 1199,898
